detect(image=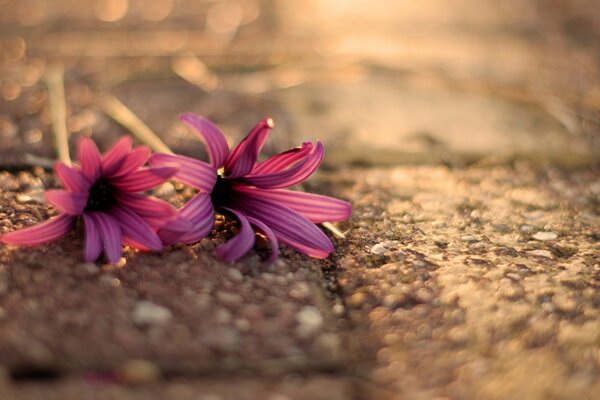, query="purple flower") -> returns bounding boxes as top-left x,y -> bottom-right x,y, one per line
150,113 -> 351,263
1,136 -> 189,264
